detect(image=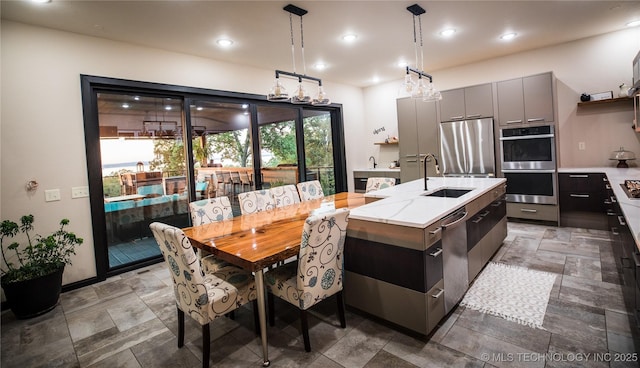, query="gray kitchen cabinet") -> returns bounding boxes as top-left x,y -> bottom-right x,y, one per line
497,72 -> 554,126
397,97 -> 439,183
440,83 -> 493,122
